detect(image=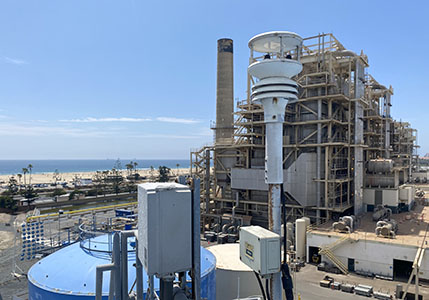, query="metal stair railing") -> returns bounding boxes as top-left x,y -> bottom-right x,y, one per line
322,235 -> 350,252
321,248 -> 349,274
318,235 -> 351,274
